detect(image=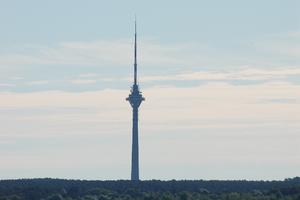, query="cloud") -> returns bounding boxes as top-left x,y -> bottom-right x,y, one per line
0,83 -> 15,87
258,98 -> 300,104
1,82 -> 299,133
0,82 -> 299,179
0,31 -> 299,94
254,30 -> 300,58
10,76 -> 24,80
0,39 -> 191,68
140,67 -> 300,83
3,34 -> 293,71
2,66 -> 300,93
78,73 -> 99,78
70,79 -> 97,84
26,80 -> 49,85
